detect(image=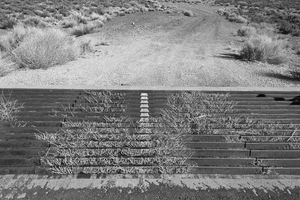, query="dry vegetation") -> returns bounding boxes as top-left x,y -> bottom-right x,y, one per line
35,91 -> 193,174
0,0 -> 198,76
0,91 -> 23,122
35,91 -> 300,174
0,0 -> 300,81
